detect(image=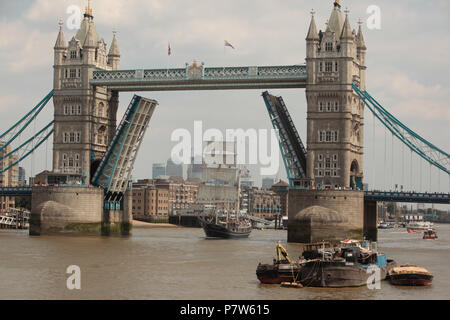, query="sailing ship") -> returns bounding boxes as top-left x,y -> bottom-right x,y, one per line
197,165 -> 252,239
